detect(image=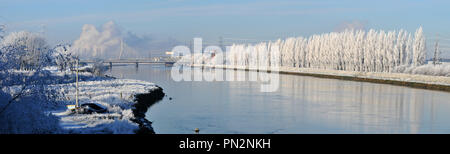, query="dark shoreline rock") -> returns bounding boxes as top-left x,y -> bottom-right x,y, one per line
131,86 -> 165,134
